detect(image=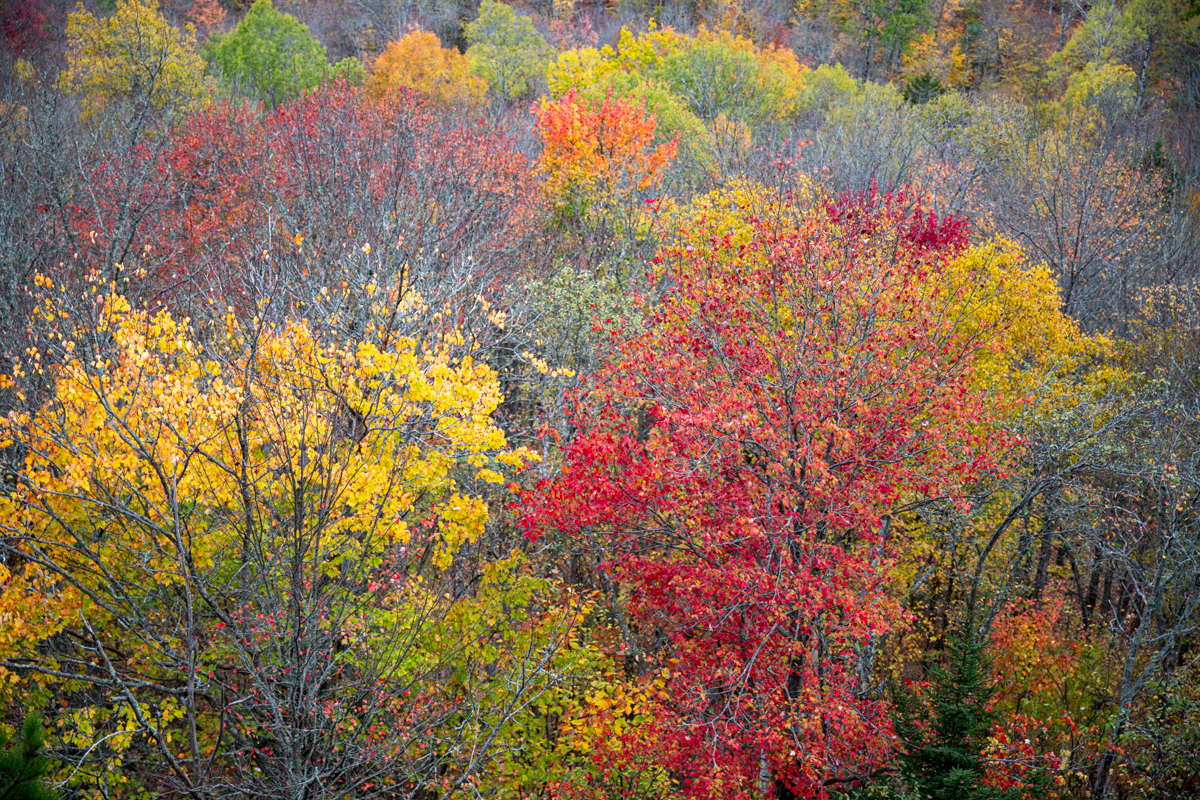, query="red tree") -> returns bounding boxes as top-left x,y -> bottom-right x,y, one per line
522,190 -> 997,798
152,83 -> 535,330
